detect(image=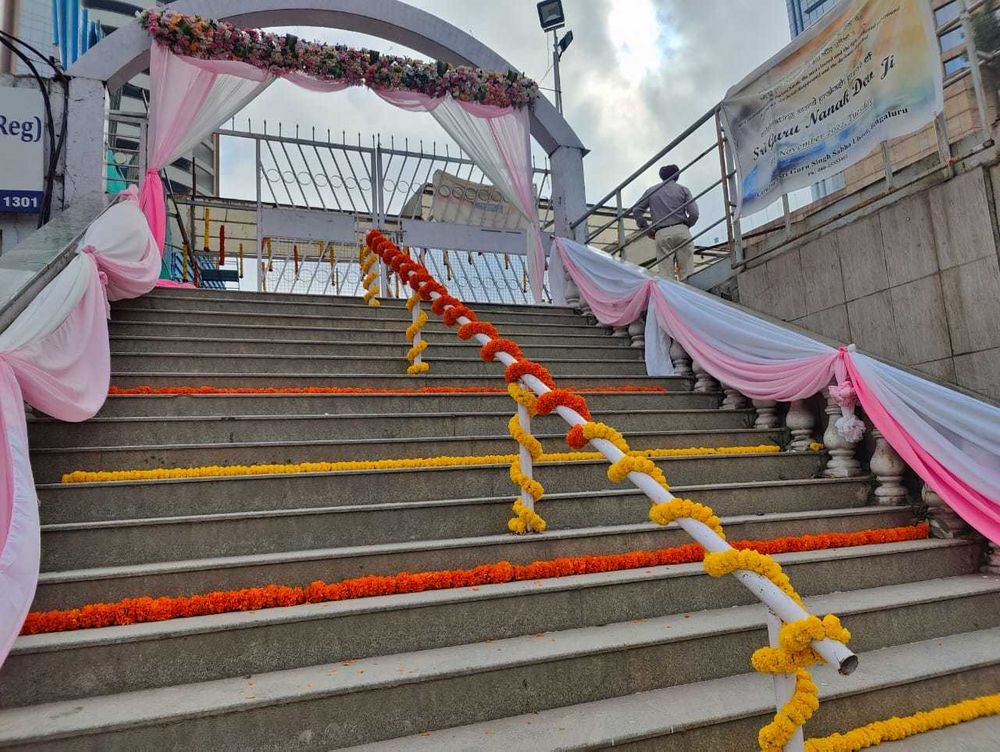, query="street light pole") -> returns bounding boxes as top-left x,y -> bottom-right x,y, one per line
552,29 -> 563,114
